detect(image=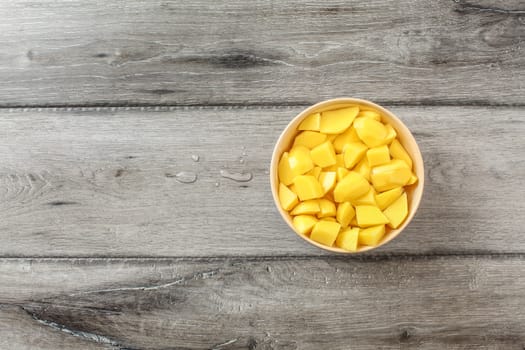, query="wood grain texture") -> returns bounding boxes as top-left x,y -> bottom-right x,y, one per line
0,106 -> 523,257
1,256 -> 525,349
1,0 -> 524,106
